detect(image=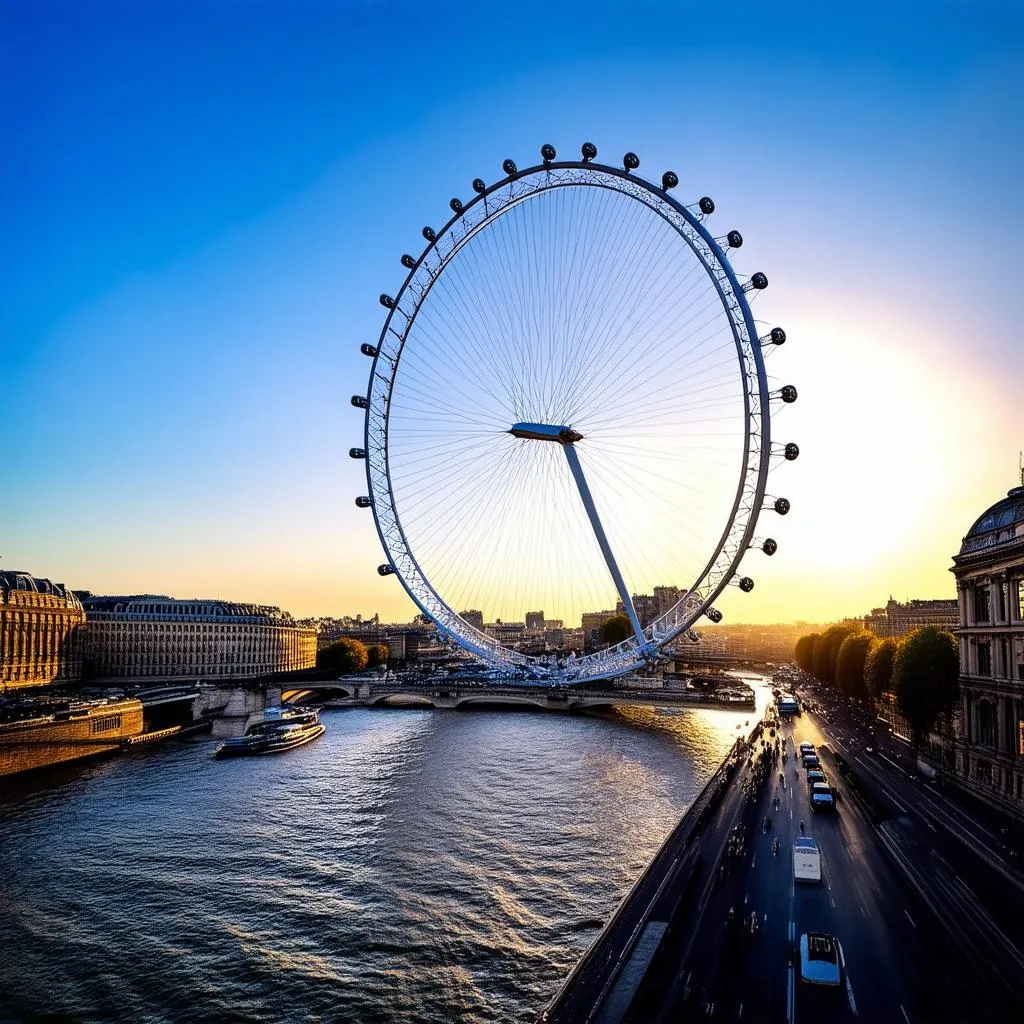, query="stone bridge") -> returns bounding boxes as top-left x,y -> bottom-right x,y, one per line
279,679 -> 756,713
